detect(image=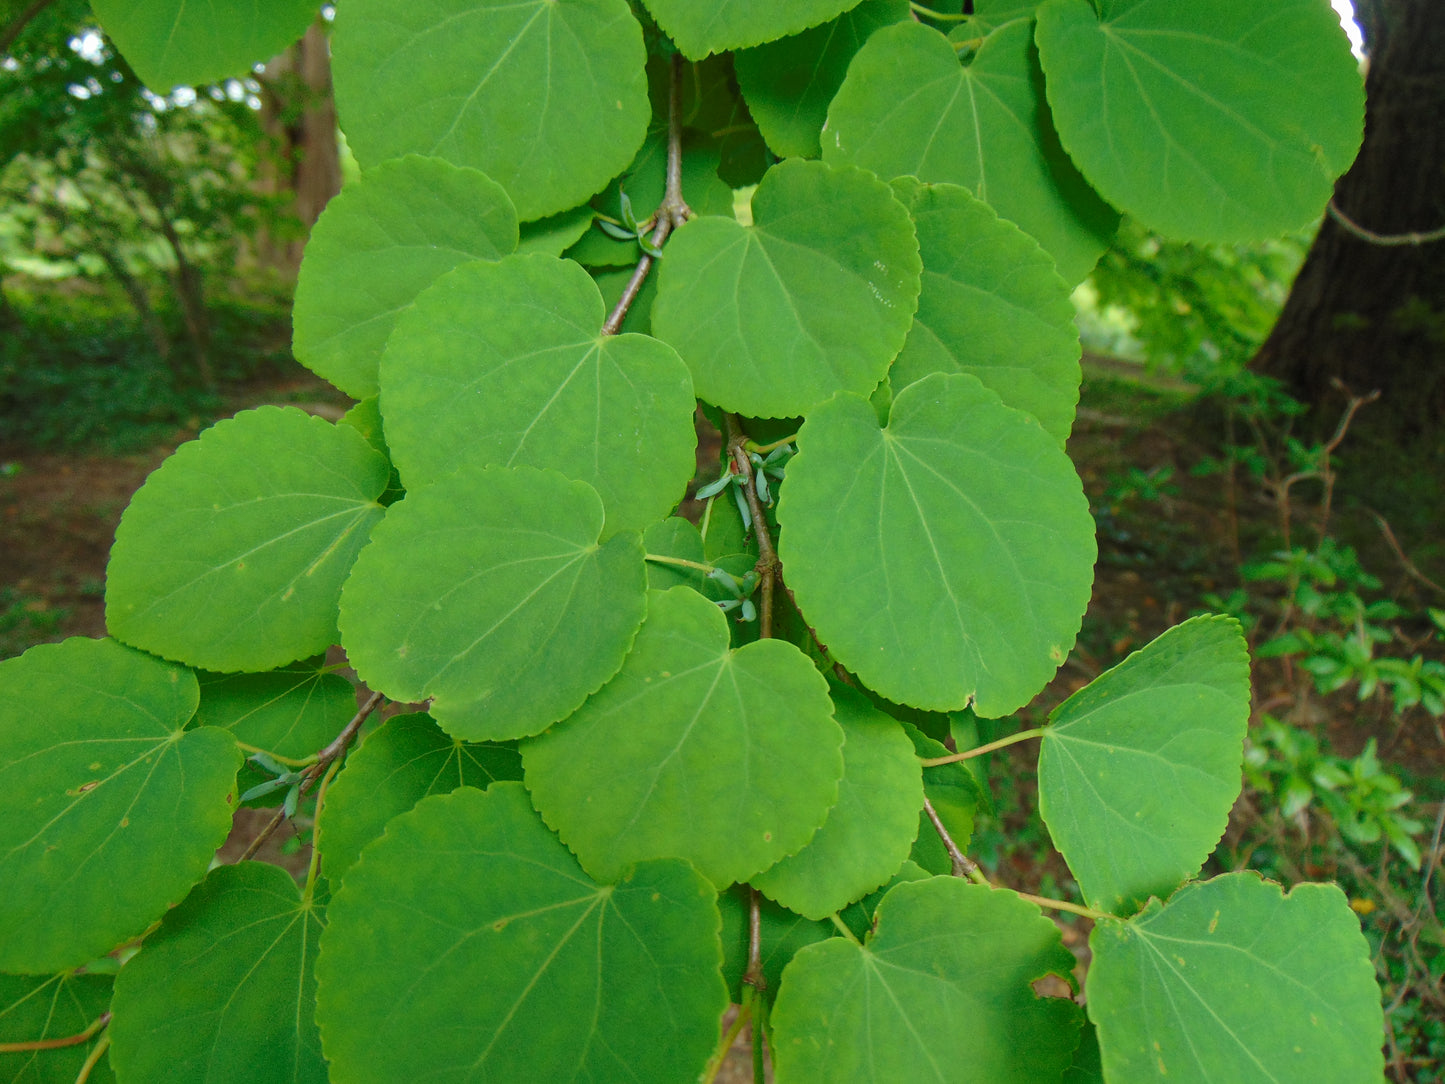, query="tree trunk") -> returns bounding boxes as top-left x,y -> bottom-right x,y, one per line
1252,0 -> 1445,435
254,17 -> 343,274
